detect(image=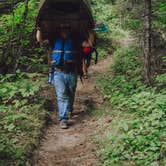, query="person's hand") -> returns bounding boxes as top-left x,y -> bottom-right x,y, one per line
43,39 -> 49,44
